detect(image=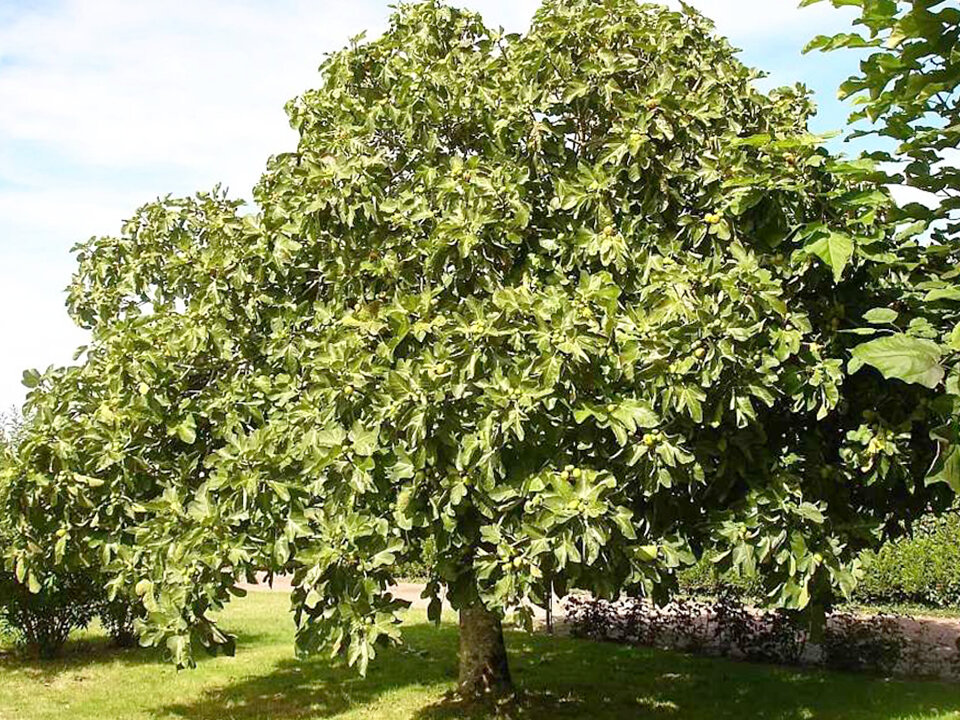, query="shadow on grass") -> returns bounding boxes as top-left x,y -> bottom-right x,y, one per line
0,636 -> 161,680
0,625 -> 275,681
154,622 -> 960,720
157,622 -> 457,720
